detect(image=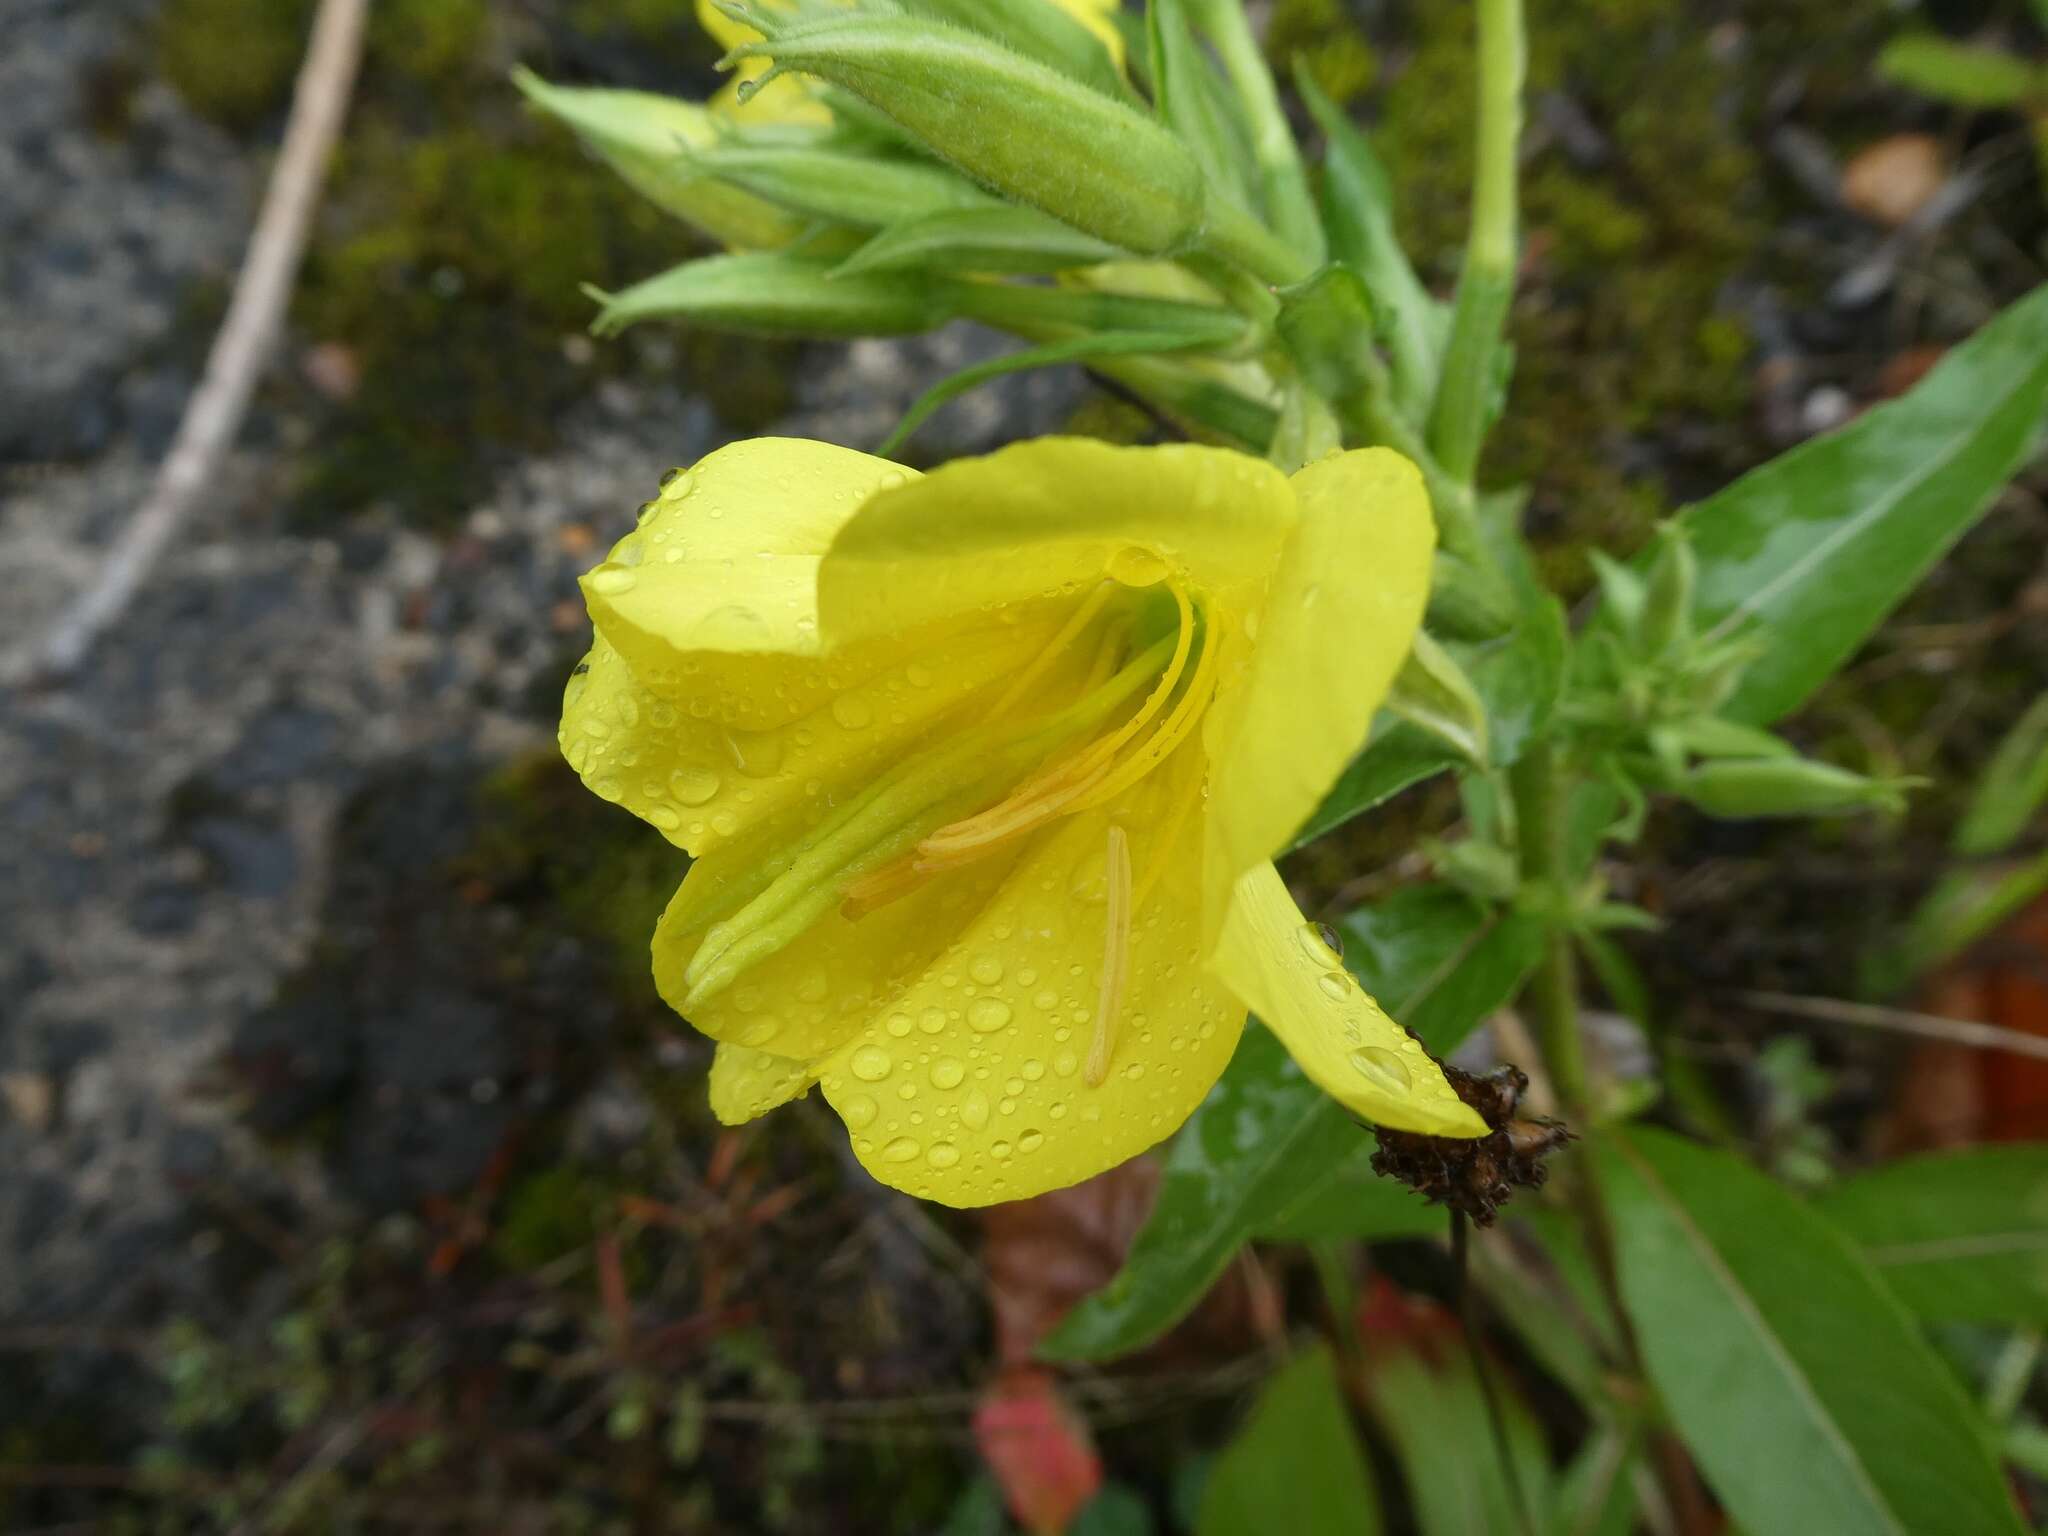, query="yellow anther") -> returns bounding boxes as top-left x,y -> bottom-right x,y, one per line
1084,823 -> 1133,1088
